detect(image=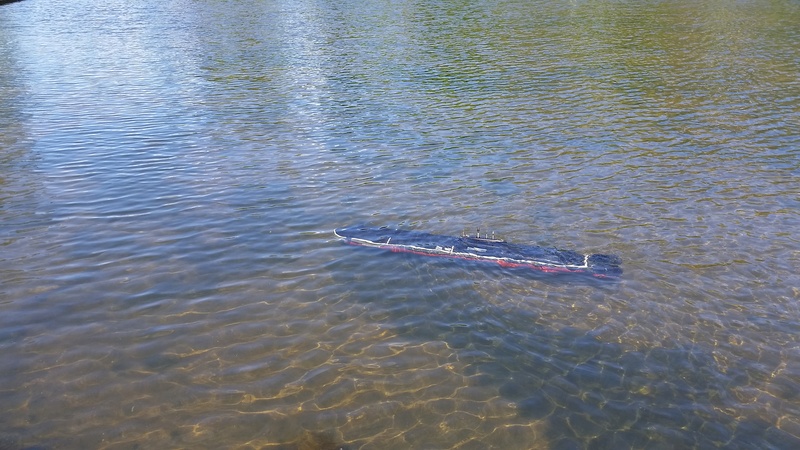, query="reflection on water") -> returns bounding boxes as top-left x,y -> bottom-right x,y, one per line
1,0 -> 799,448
